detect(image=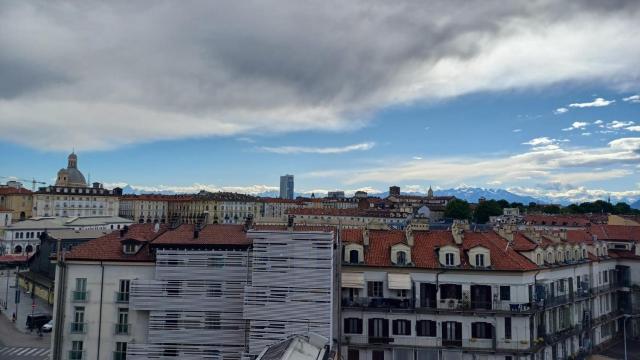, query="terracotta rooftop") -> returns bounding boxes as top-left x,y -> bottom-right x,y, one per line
342,229 -> 538,271
64,223 -> 167,262
288,207 -> 413,218
0,187 -> 32,195
151,223 -> 251,246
